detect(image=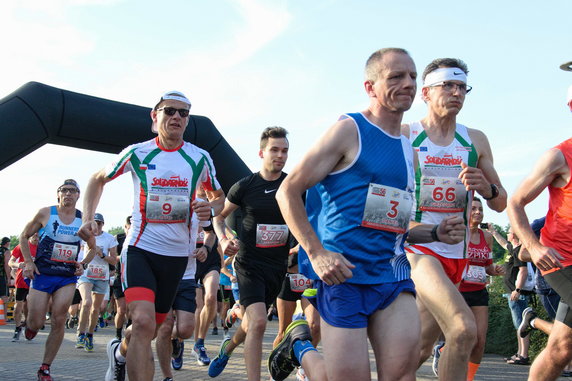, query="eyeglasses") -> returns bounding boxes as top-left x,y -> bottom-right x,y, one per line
58,187 -> 79,194
430,81 -> 472,94
156,107 -> 190,117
